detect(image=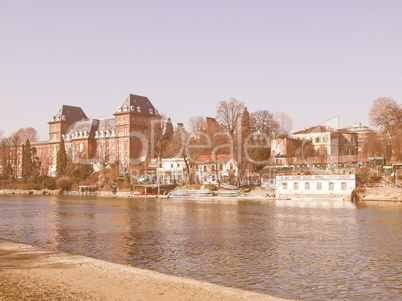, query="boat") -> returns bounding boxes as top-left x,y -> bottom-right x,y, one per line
216,190 -> 240,197
187,189 -> 214,197
168,190 -> 193,199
